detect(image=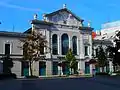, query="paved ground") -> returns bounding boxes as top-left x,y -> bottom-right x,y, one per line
0,76 -> 120,90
